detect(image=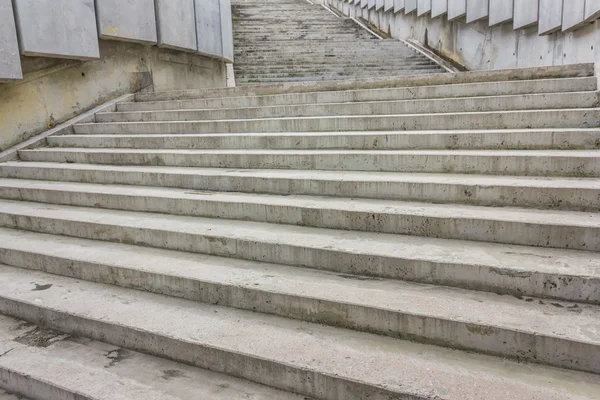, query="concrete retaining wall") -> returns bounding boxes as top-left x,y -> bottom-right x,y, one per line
332,0 -> 600,71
